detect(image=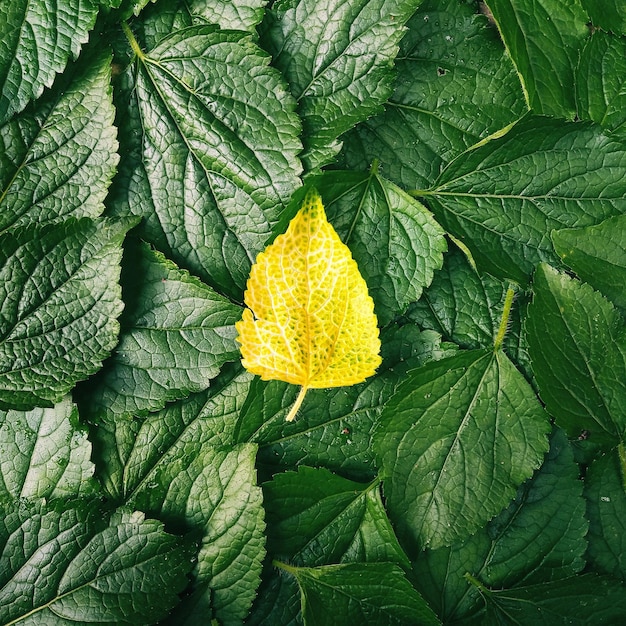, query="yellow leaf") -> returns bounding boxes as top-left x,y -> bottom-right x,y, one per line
235,188 -> 382,421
